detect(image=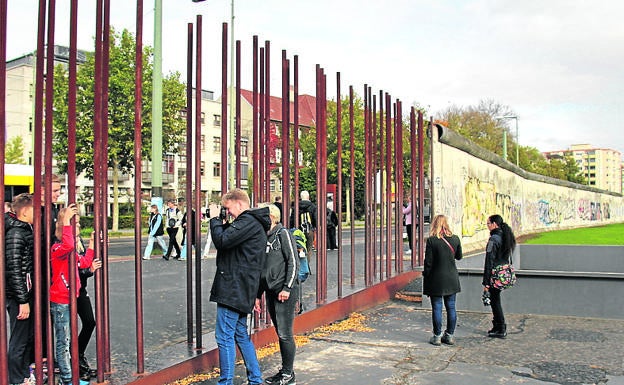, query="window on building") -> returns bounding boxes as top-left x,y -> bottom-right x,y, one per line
270,179 -> 276,192
201,135 -> 205,150
200,161 -> 205,176
213,136 -> 221,153
163,154 -> 175,174
213,162 -> 221,177
214,114 -> 221,126
201,112 -> 206,124
241,163 -> 249,180
241,139 -> 248,157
